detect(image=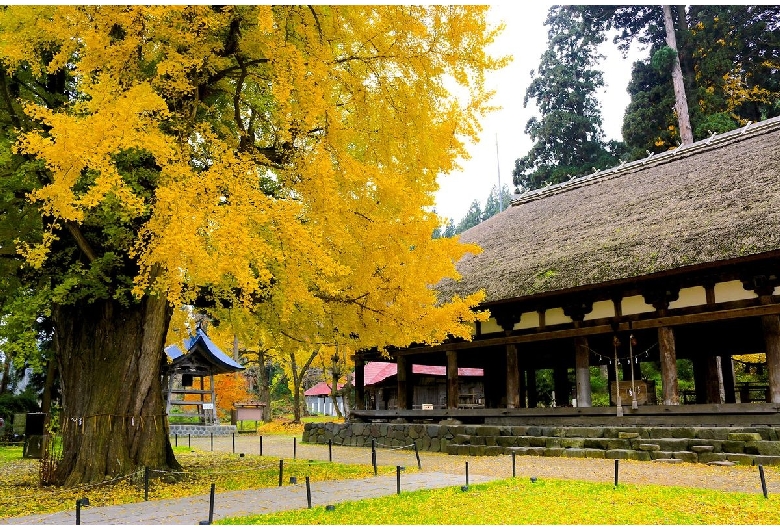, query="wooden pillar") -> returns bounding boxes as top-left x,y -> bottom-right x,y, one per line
354,358 -> 365,410
553,366 -> 569,407
397,355 -> 412,410
692,357 -> 707,404
574,336 -> 591,407
446,349 -> 459,409
506,345 -> 520,408
658,326 -> 679,405
705,356 -> 724,404
761,315 -> 780,404
518,364 -> 527,408
721,354 -> 737,403
527,369 -> 538,408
